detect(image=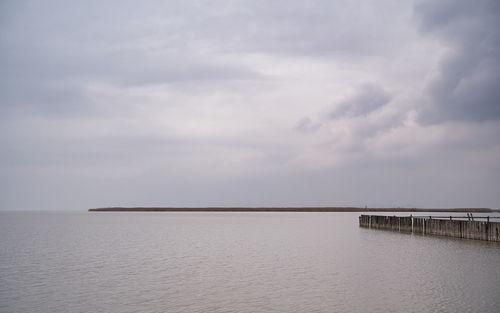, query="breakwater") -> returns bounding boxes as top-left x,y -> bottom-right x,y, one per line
359,215 -> 500,242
